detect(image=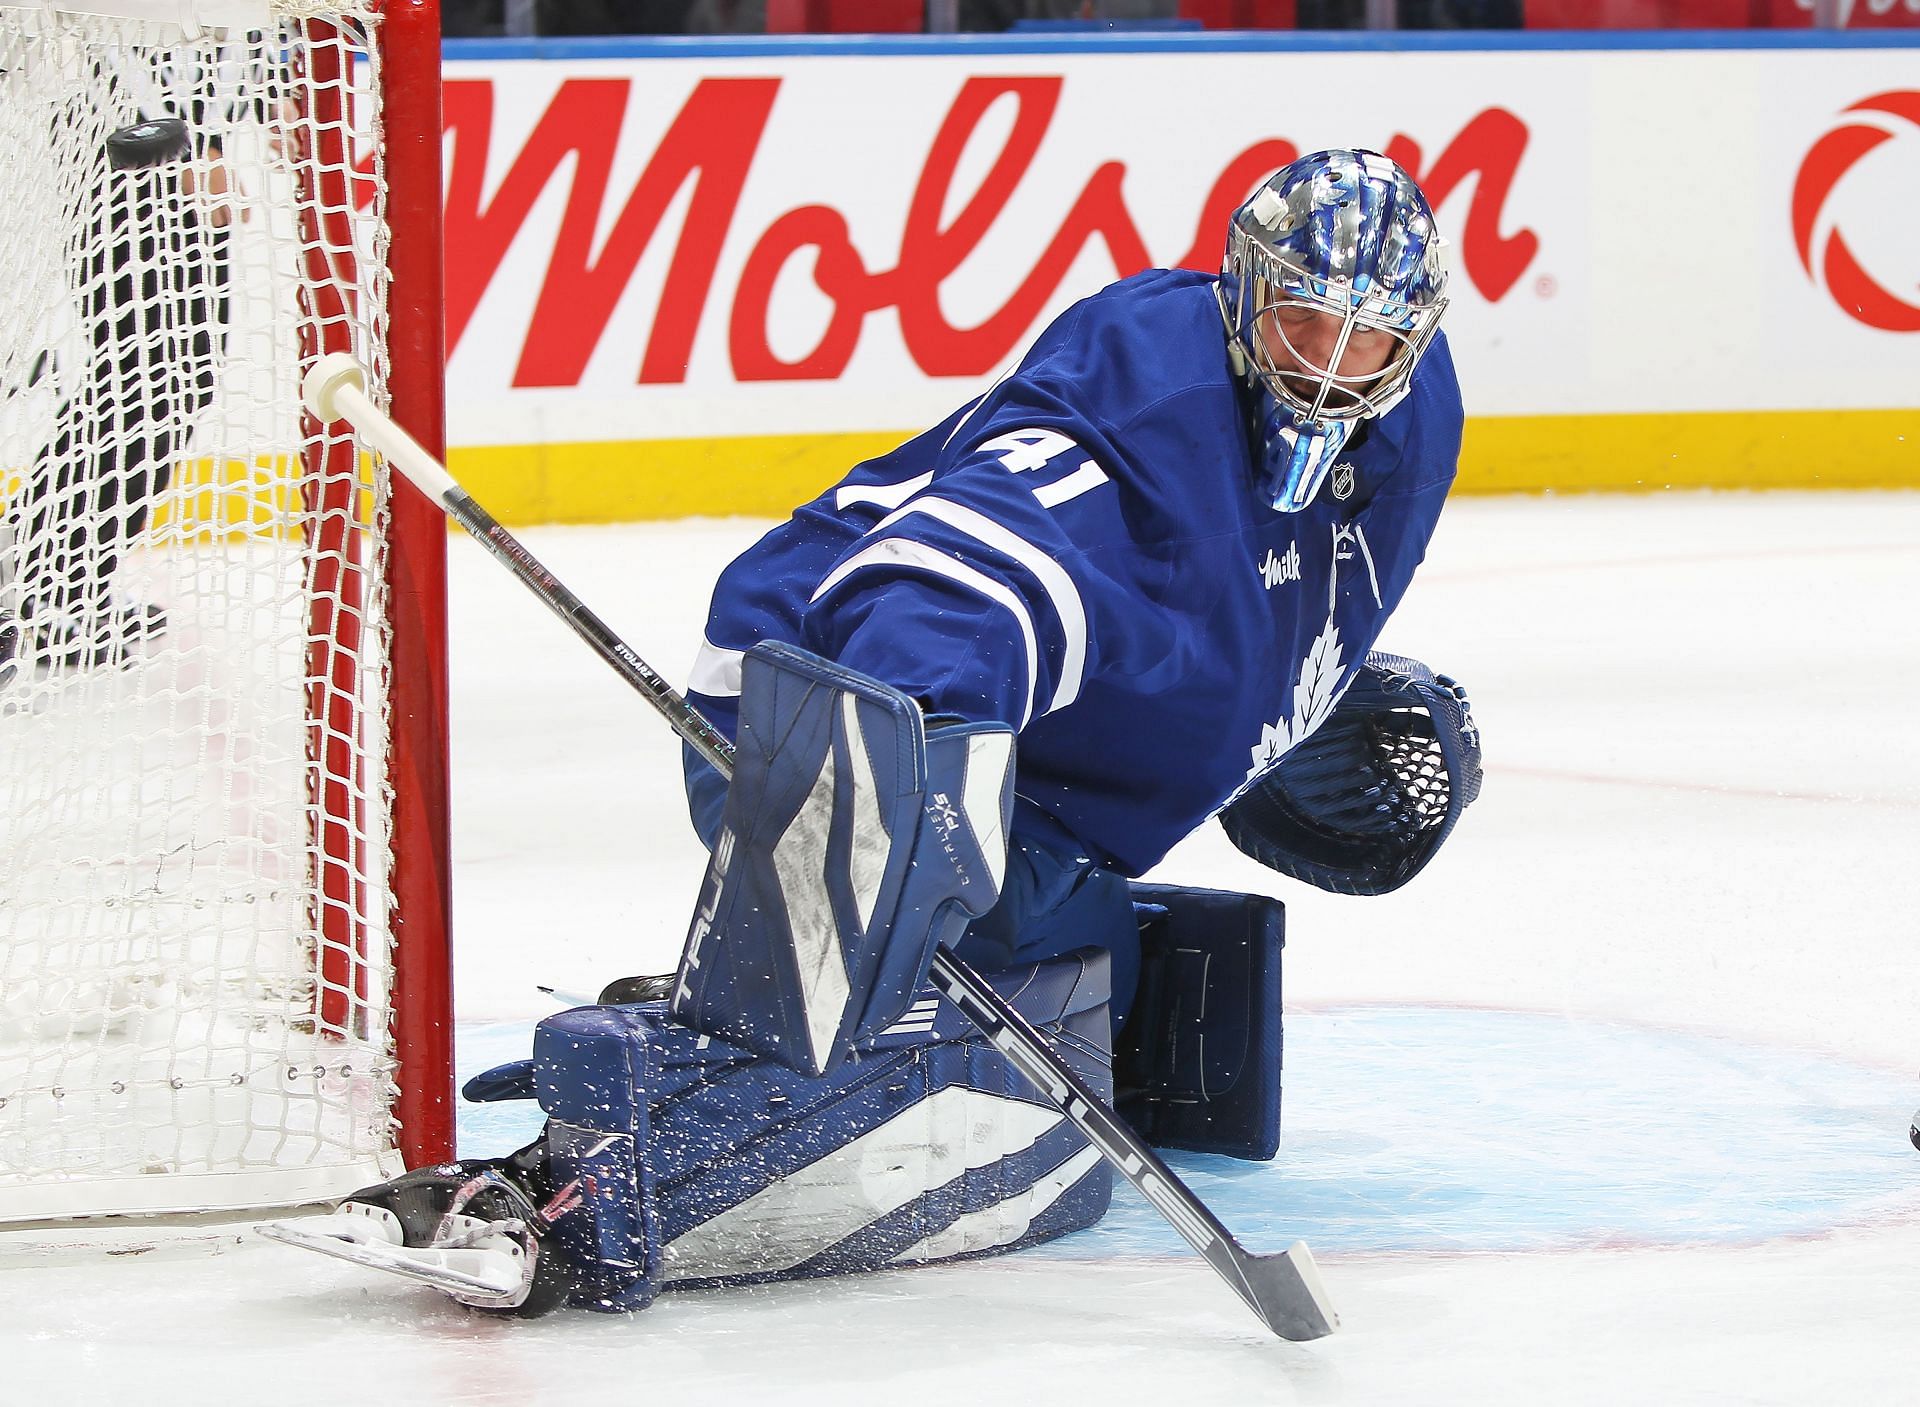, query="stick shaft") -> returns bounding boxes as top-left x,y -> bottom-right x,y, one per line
331,376 -> 733,778
922,948 -> 1335,1340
